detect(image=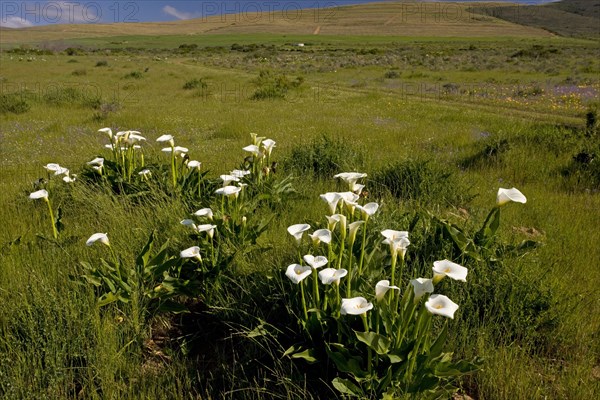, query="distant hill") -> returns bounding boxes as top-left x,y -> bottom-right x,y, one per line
469,0 -> 600,39
545,0 -> 600,19
0,2 -> 555,46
